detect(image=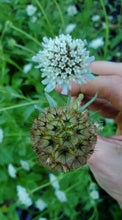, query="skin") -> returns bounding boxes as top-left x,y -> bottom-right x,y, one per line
55,61 -> 122,208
